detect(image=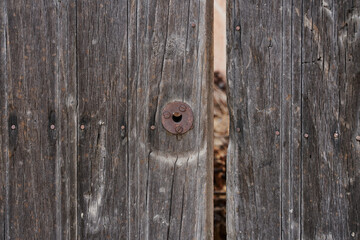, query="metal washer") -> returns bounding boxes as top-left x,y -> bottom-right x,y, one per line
161,101 -> 193,135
